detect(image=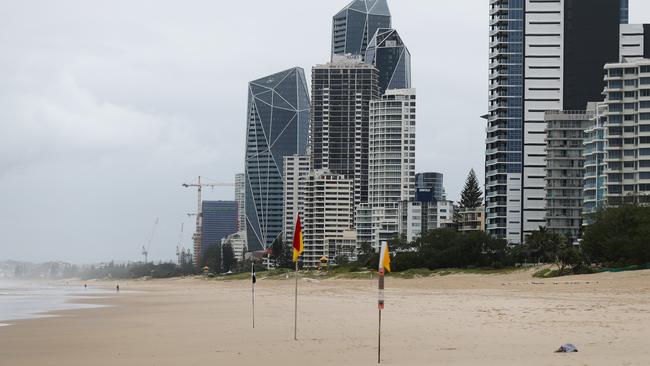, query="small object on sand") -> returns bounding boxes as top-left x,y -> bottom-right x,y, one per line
555,343 -> 578,353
